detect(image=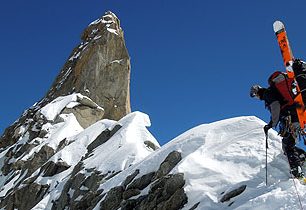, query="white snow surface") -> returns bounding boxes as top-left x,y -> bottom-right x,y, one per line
1,92 -> 305,209
94,116 -> 306,210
